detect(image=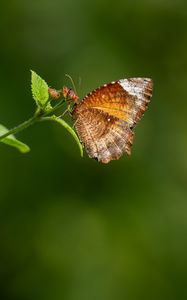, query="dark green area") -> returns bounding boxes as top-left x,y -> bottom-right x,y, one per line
0,1 -> 187,299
